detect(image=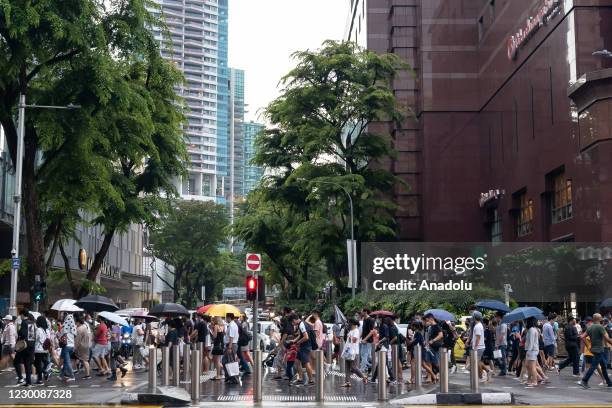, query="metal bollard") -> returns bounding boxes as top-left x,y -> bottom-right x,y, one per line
338,339 -> 345,368
161,346 -> 170,386
253,349 -> 262,402
326,340 -> 333,365
378,350 -> 388,400
439,347 -> 449,393
469,350 -> 479,392
391,344 -> 399,381
414,344 -> 422,387
172,345 -> 180,386
190,349 -> 201,402
182,344 -> 191,389
315,349 -> 324,402
148,345 -> 157,393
